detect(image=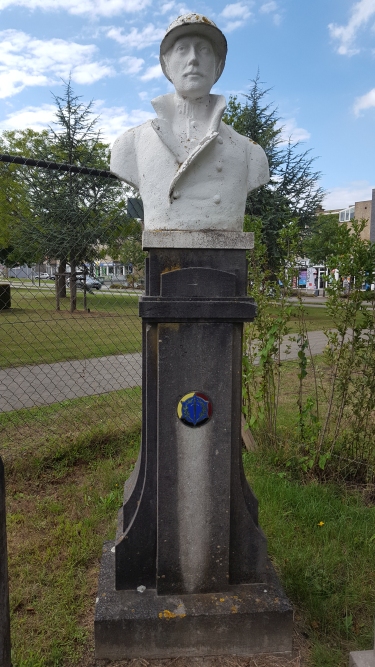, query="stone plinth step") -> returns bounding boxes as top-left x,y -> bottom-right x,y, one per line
95,542 -> 293,660
349,650 -> 375,667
